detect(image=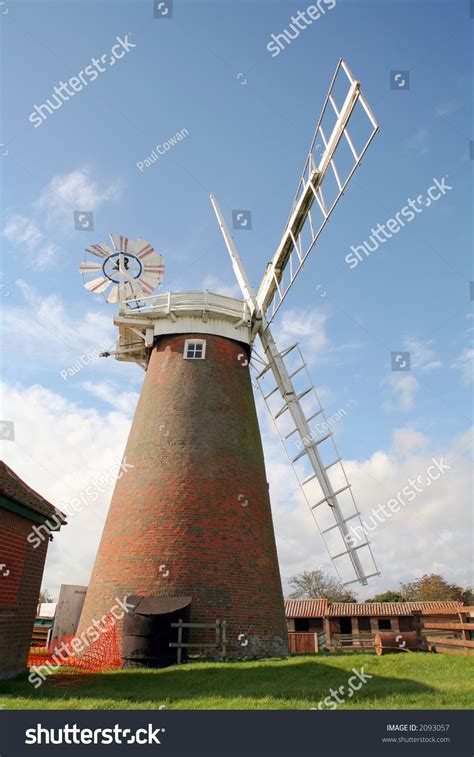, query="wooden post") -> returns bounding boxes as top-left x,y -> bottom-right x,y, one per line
314,632 -> 319,653
215,618 -> 220,659
221,620 -> 227,660
412,611 -> 423,651
323,617 -> 332,651
177,619 -> 183,665
458,610 -> 468,655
